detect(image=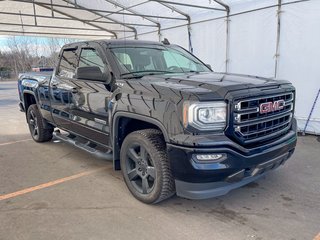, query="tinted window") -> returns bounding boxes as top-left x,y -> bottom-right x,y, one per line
110,46 -> 211,78
58,48 -> 78,78
79,48 -> 104,72
163,51 -> 197,71
114,52 -> 133,72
